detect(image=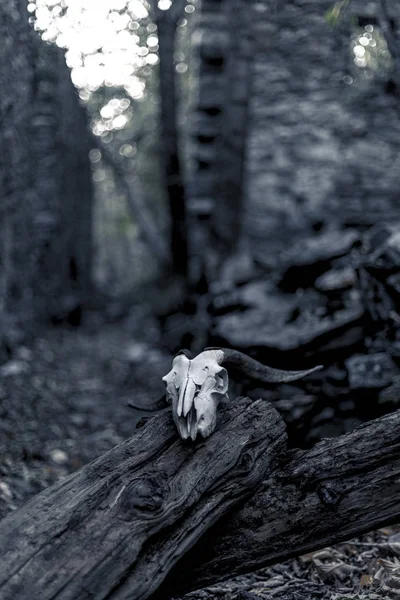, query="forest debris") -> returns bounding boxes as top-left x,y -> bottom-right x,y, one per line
280,229 -> 360,270
273,395 -> 317,422
0,361 -> 29,378
313,559 -> 359,582
345,353 -> 399,390
49,449 -> 69,465
388,533 -> 400,556
278,229 -> 360,289
359,573 -> 373,588
387,273 -> 400,298
0,483 -> 12,503
212,280 -> 294,315
374,368 -> 400,406
315,266 -> 357,293
214,301 -> 364,352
